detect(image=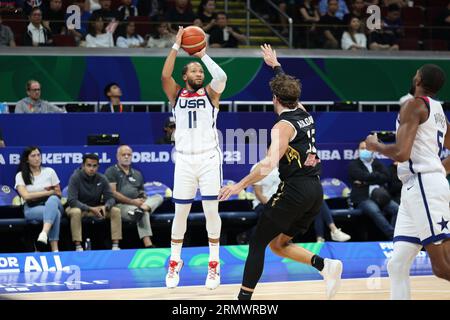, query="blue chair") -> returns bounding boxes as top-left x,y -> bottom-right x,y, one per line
144,181 -> 173,199
0,185 -> 20,206
321,178 -> 362,218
